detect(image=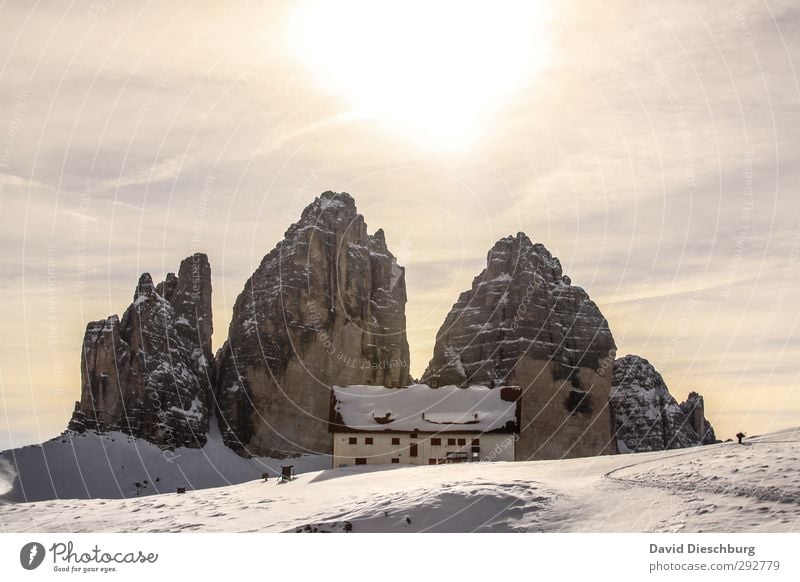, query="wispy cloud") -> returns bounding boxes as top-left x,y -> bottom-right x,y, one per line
97,156 -> 188,190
